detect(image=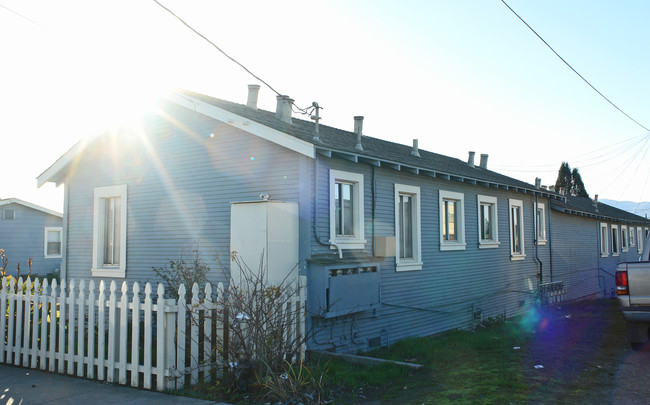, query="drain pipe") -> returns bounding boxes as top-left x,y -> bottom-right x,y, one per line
534,193 -> 543,284
314,153 -> 342,259
548,196 -> 554,282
